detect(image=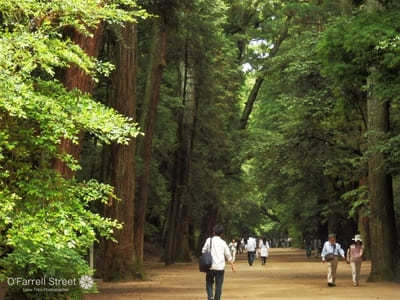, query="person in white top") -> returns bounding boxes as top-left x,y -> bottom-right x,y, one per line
228,239 -> 237,263
202,225 -> 235,300
346,234 -> 364,287
245,235 -> 257,266
240,238 -> 245,253
321,233 -> 345,287
259,237 -> 270,265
